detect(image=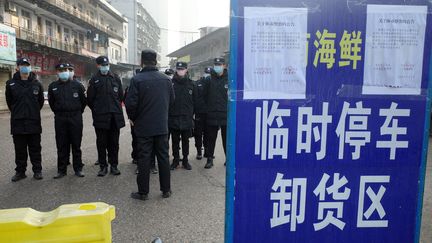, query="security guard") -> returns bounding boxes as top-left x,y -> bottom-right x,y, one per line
169,62 -> 194,170
204,58 -> 228,169
125,49 -> 174,200
48,63 -> 86,178
164,68 -> 174,79
5,58 -> 44,181
87,56 -> 125,177
193,67 -> 211,160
